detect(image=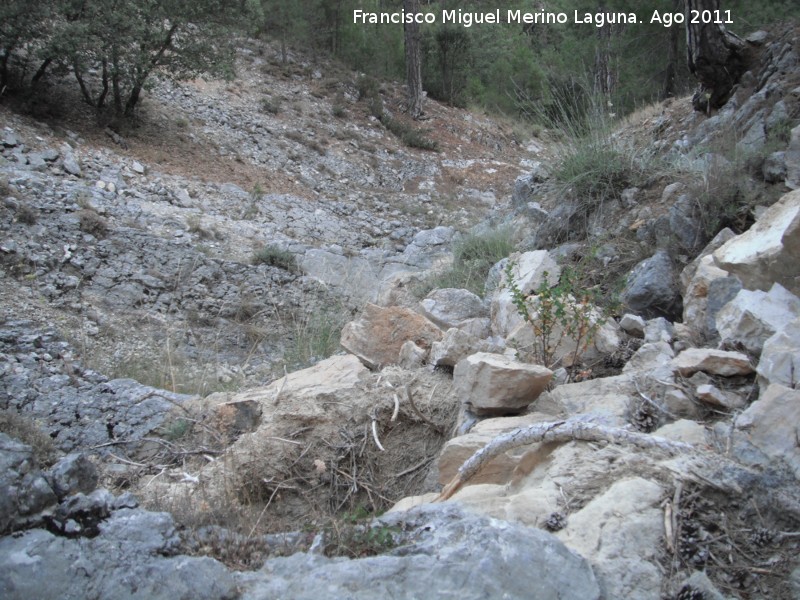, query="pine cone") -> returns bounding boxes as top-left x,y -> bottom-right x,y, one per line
749,527 -> 775,547
676,584 -> 705,600
544,511 -> 567,532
